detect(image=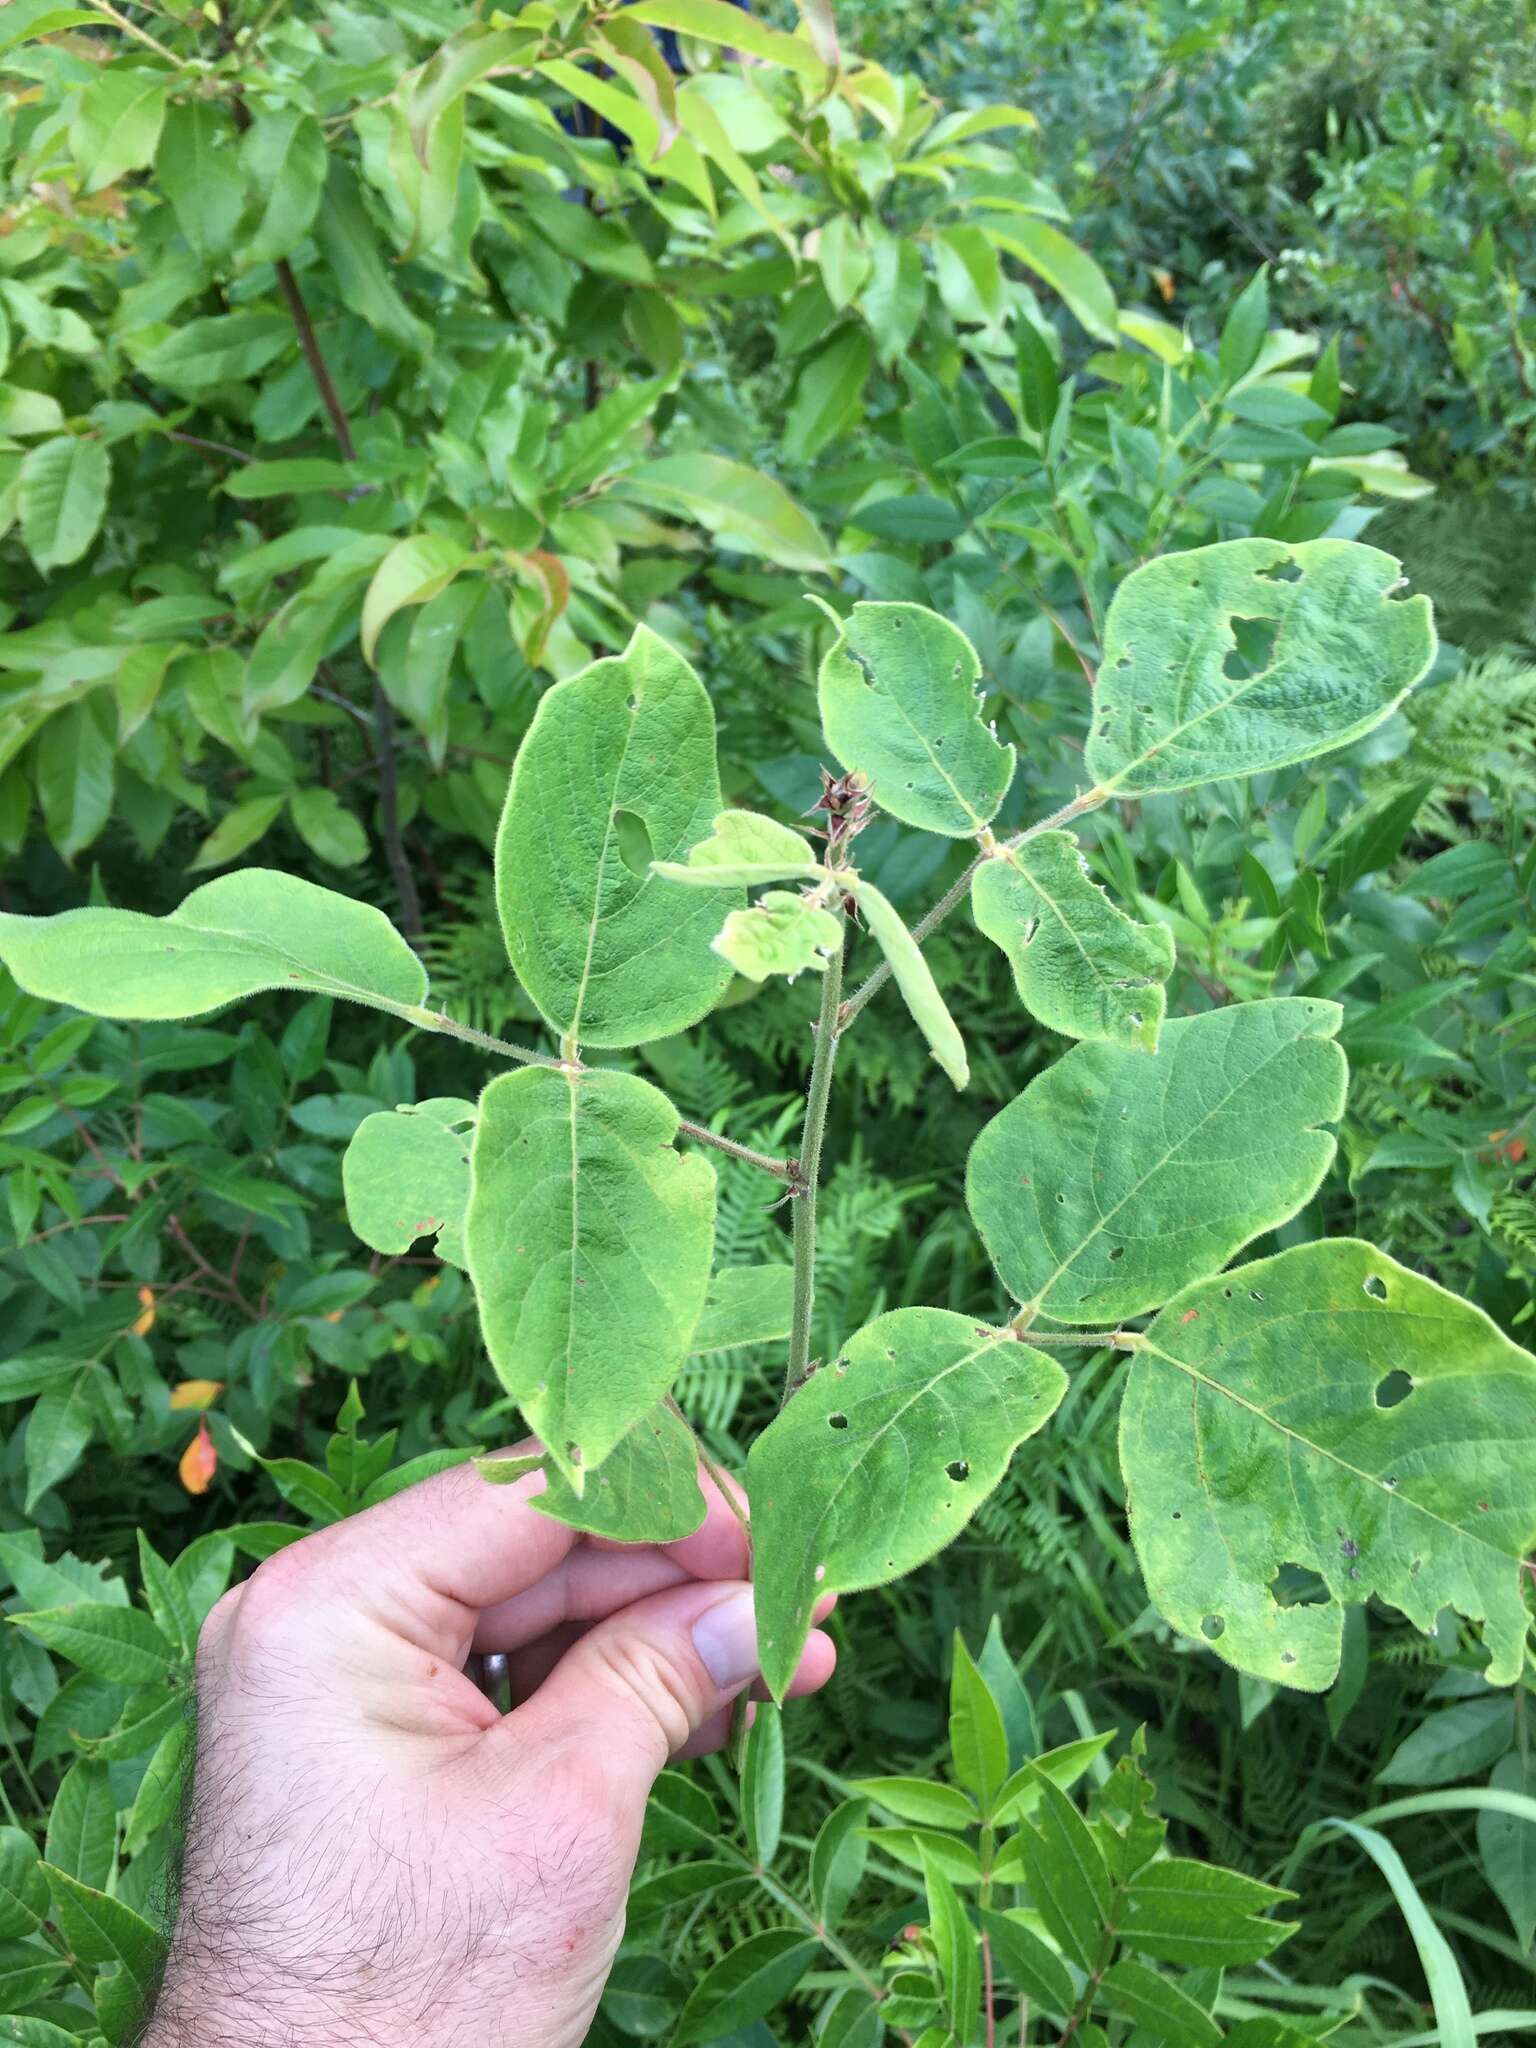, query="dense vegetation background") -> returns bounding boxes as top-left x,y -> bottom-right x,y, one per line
0,0 -> 1532,2041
